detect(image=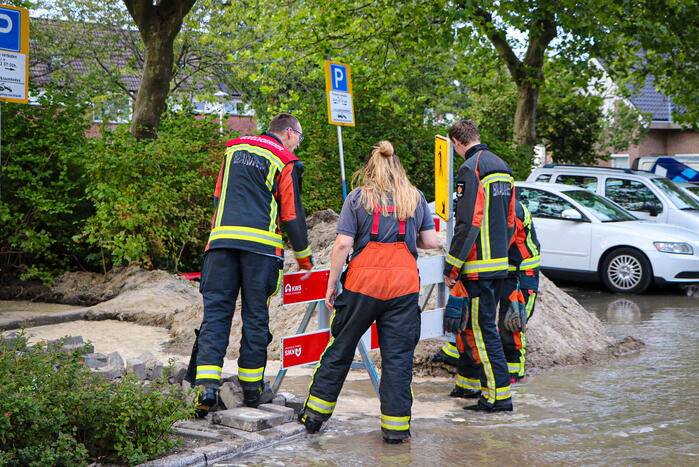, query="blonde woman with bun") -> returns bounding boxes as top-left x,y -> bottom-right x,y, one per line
298,140 -> 438,443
